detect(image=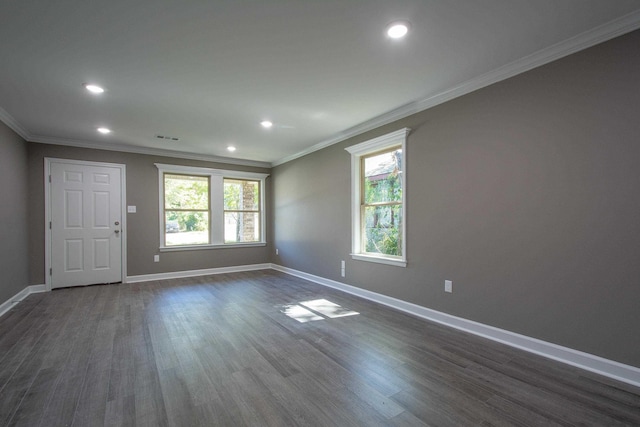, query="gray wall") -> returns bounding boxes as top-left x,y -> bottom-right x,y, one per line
0,122 -> 30,303
271,30 -> 640,367
28,143 -> 272,284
